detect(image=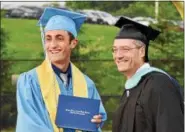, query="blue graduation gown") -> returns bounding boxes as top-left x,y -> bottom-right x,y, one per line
16,68 -> 107,132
